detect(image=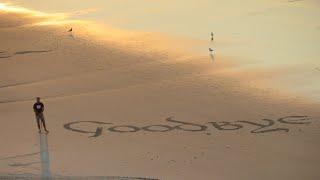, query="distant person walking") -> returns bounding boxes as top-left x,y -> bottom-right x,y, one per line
33,97 -> 49,133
